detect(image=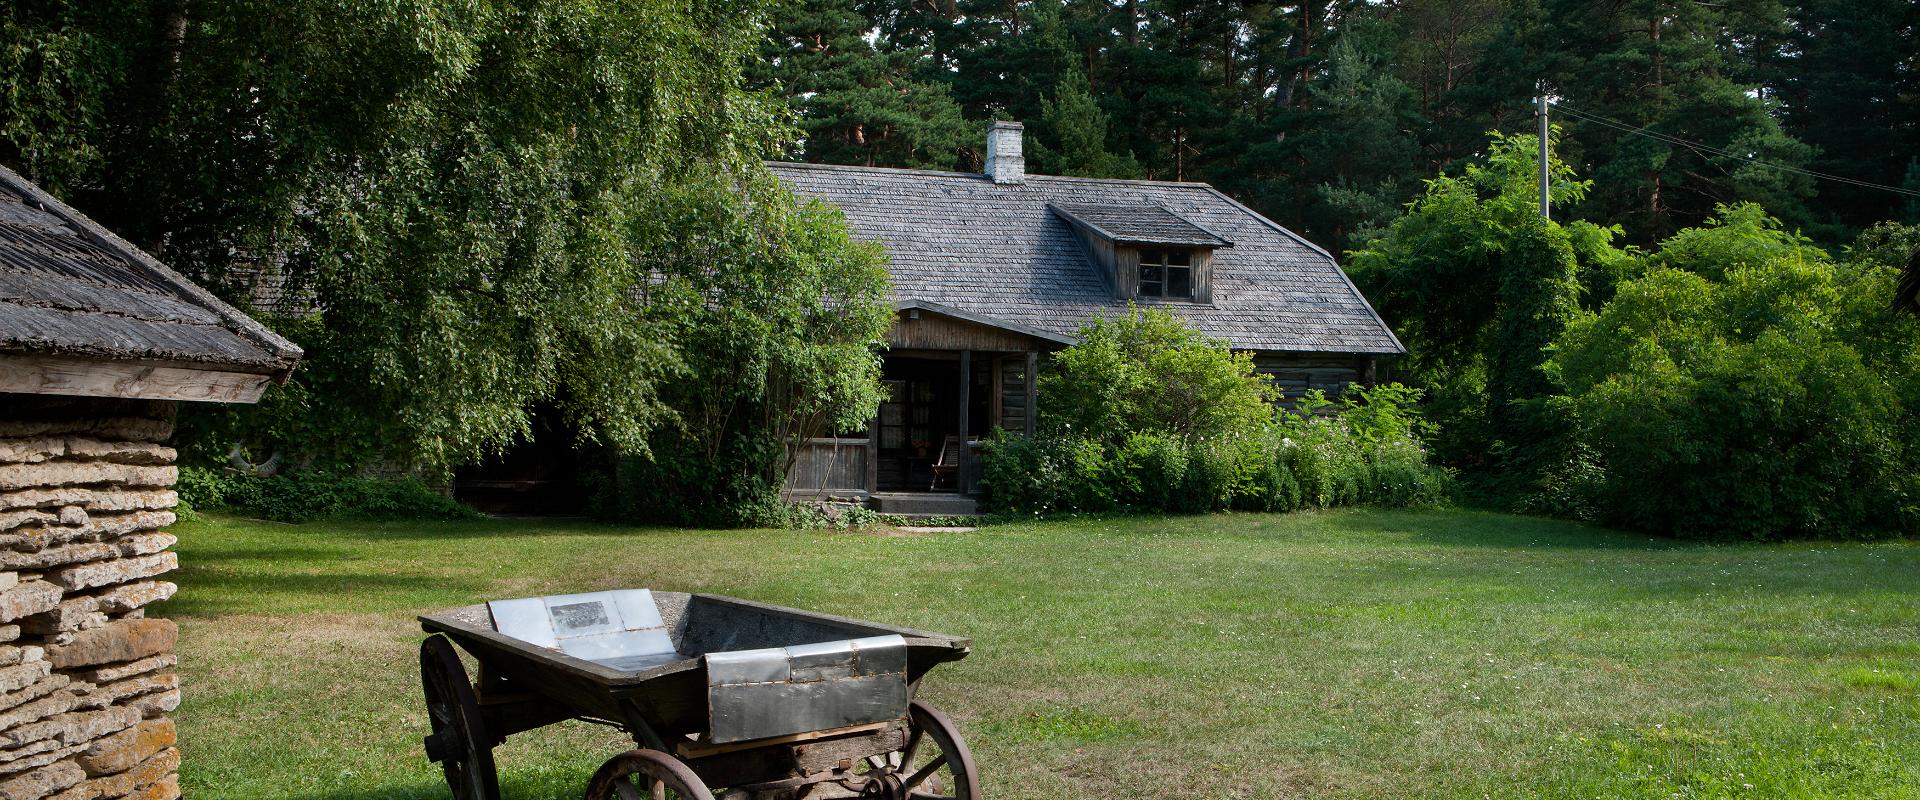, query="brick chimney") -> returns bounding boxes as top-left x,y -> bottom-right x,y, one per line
985,121 -> 1025,184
